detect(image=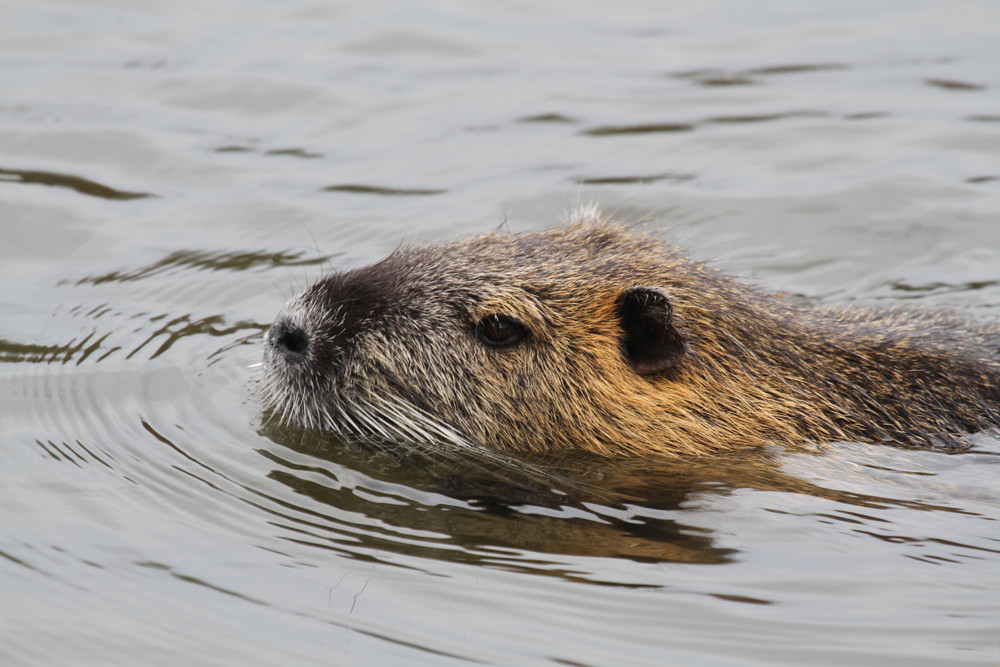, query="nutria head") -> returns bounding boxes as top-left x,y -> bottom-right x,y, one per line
262,216 -> 706,456
262,212 -> 1000,457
